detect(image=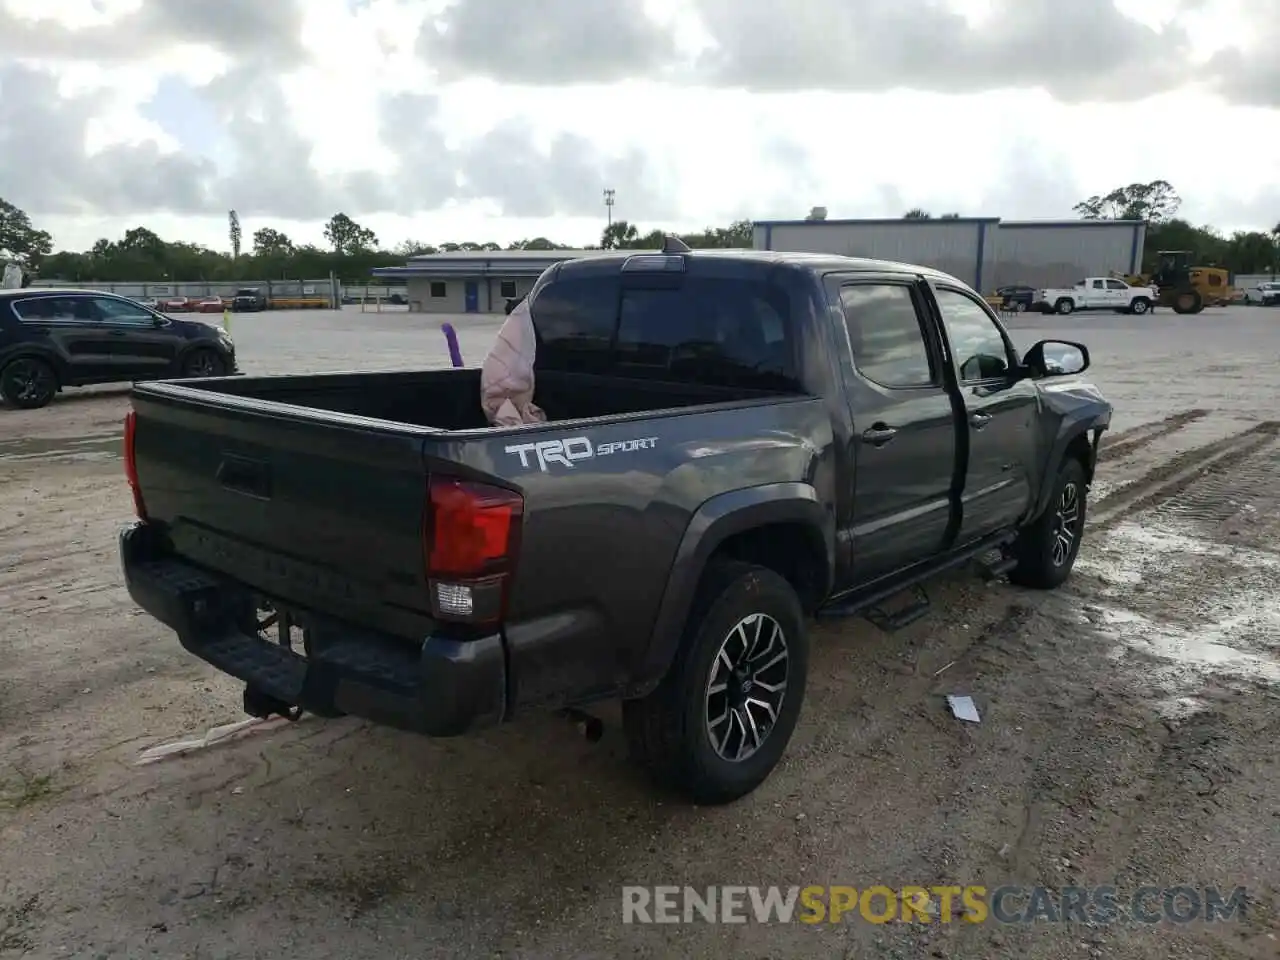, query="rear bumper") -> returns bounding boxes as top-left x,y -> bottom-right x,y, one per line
119,521 -> 506,736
